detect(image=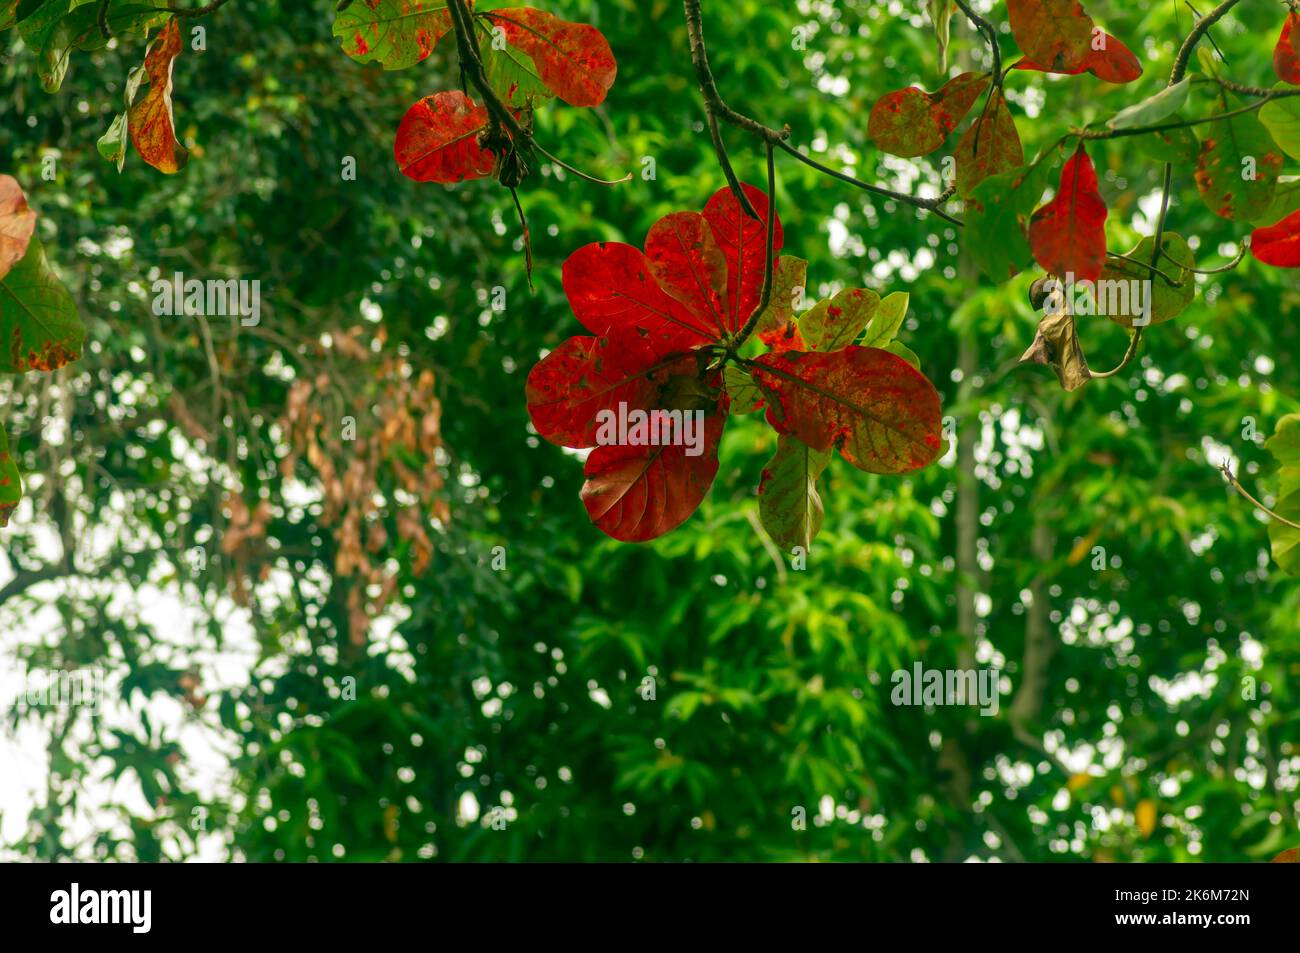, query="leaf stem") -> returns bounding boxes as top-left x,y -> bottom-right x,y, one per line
732,142 -> 777,349
953,0 -> 1002,91
532,141 -> 632,186
1219,460 -> 1300,530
